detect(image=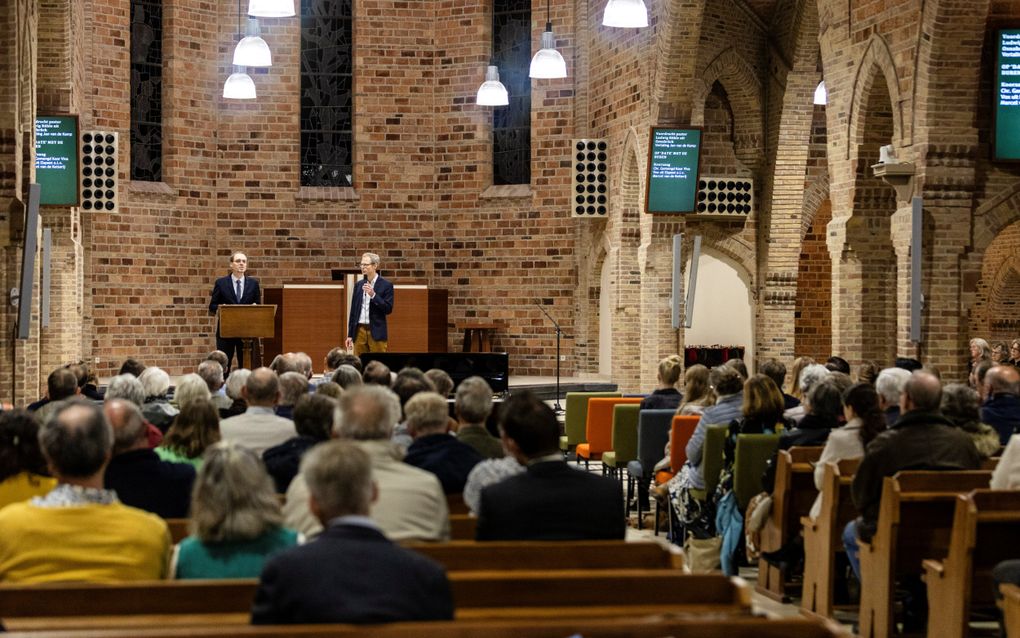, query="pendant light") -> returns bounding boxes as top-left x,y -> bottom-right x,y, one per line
529,0 -> 566,79
477,63 -> 509,106
248,0 -> 295,18
223,66 -> 257,99
602,0 -> 648,28
233,17 -> 272,67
